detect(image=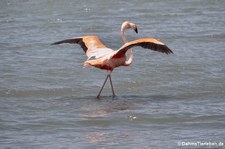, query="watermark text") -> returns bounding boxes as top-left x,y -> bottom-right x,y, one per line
177,141 -> 224,147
